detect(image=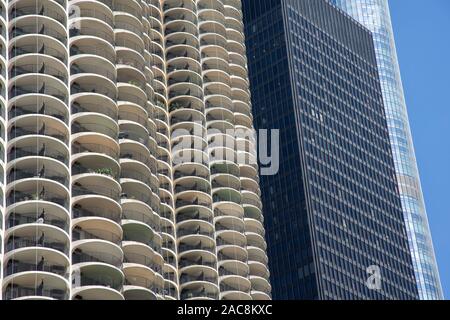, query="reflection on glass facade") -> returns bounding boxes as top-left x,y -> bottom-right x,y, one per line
329,0 -> 443,300
243,0 -> 419,300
